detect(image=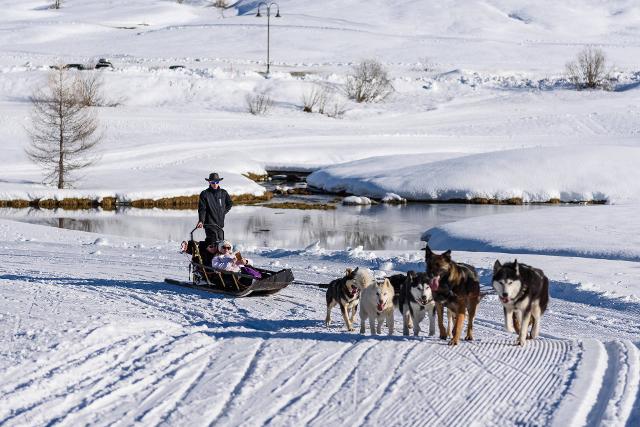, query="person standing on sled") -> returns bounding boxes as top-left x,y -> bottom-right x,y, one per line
196,172 -> 233,246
